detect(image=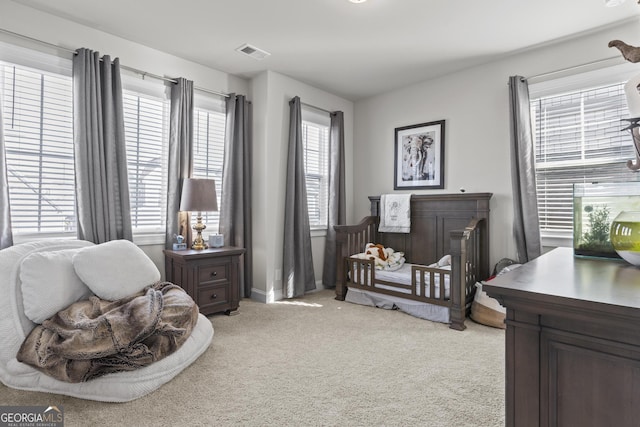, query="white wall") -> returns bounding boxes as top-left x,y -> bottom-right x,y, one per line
353,18 -> 640,267
251,71 -> 354,302
0,2 -> 249,97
